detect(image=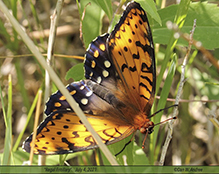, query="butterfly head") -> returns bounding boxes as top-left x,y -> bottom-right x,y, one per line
140,120 -> 154,134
